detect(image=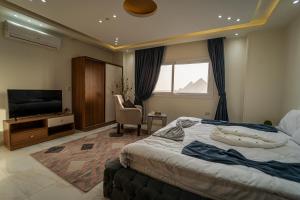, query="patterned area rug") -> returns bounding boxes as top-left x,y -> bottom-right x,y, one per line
31,128 -> 147,192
